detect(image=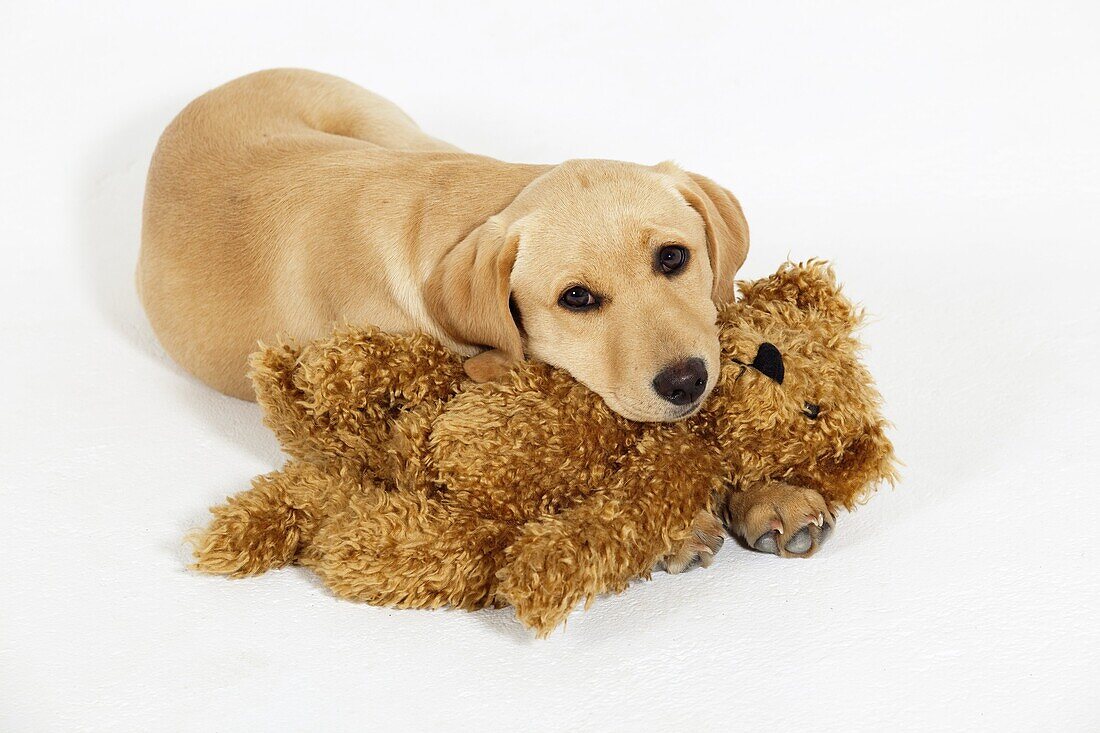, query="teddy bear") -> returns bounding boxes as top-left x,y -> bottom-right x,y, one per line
191,261 -> 896,634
